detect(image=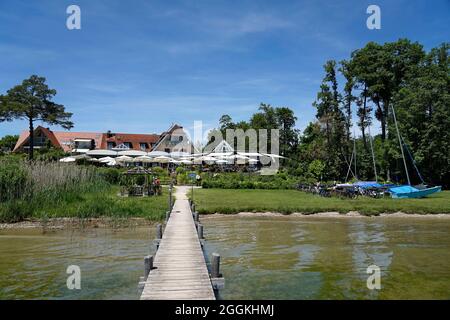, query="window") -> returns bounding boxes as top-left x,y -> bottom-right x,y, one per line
75,139 -> 93,150
32,132 -> 47,146
124,142 -> 132,149
140,143 -> 148,151
107,142 -> 115,150
164,148 -> 170,153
